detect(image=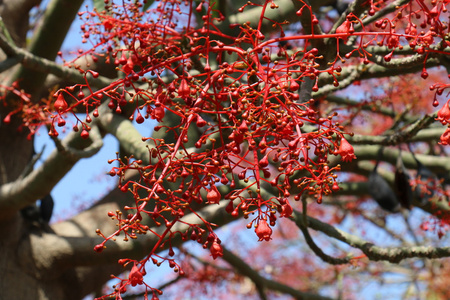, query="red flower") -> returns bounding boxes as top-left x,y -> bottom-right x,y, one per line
280,203 -> 293,218
129,264 -> 144,287
206,185 -> 221,204
336,20 -> 351,42
178,79 -> 190,98
210,241 -> 223,259
255,219 -> 272,241
338,137 -> 356,162
54,93 -> 68,112
440,127 -> 450,145
151,106 -> 165,122
437,100 -> 450,125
